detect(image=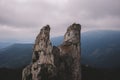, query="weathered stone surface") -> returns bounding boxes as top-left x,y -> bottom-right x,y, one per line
22,64 -> 32,80
58,23 -> 81,80
31,25 -> 55,80
22,23 -> 81,80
